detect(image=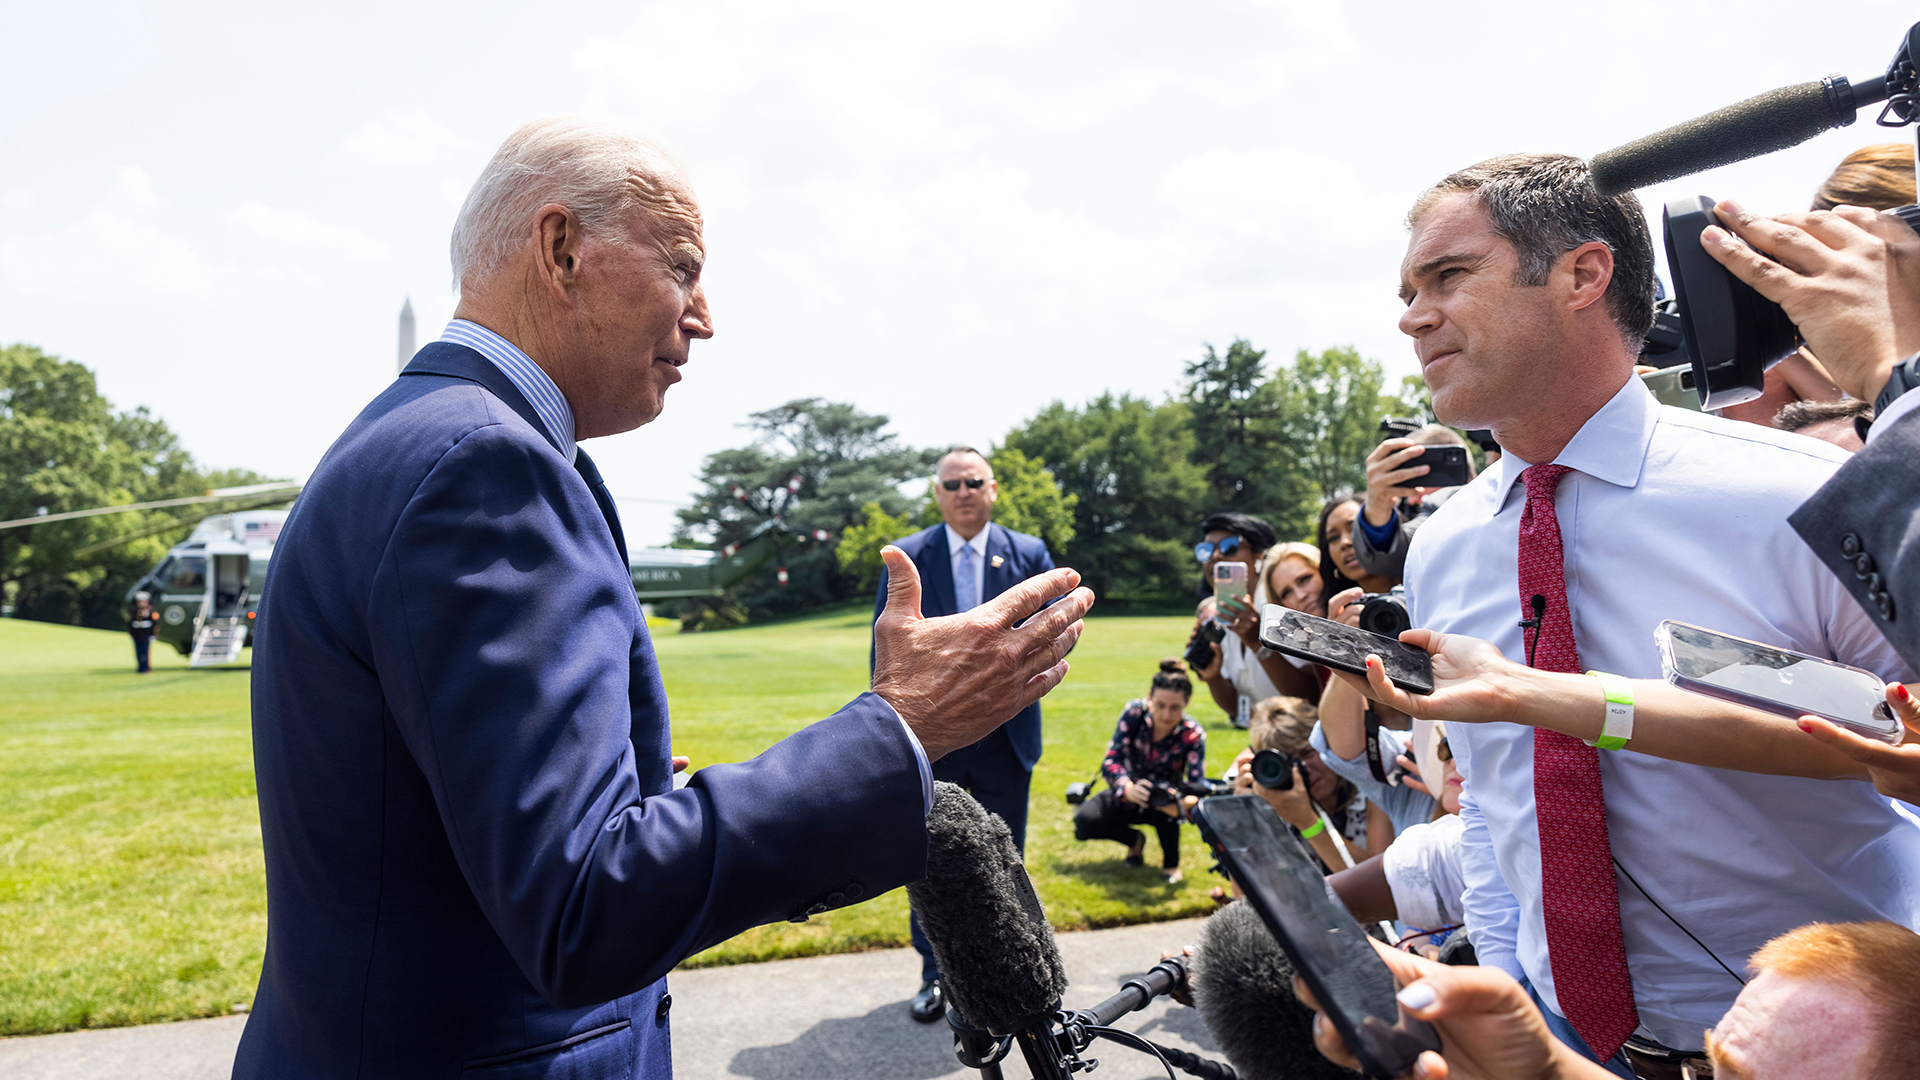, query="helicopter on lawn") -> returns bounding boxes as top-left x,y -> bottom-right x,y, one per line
625,473 -> 830,603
